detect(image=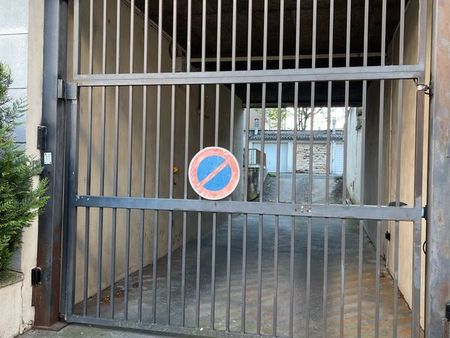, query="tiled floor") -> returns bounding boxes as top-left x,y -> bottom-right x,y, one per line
69,174 -> 418,337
